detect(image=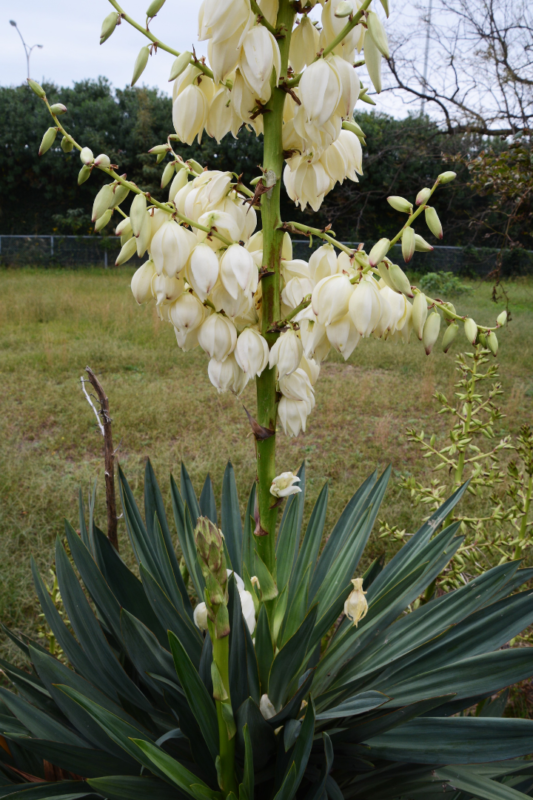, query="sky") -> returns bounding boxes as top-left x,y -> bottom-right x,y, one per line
1,0 -> 427,116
